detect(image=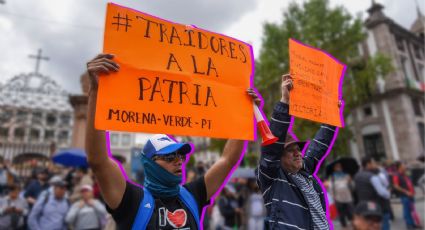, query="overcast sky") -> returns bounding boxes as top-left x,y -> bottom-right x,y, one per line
0,0 -> 423,94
